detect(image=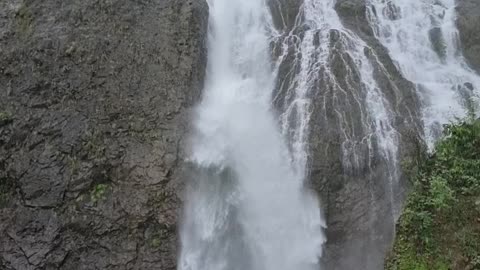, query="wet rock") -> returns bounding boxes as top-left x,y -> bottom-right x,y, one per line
0,0 -> 208,269
321,1 -> 424,269
268,0 -> 302,32
272,1 -> 423,269
270,1 -> 424,268
464,82 -> 474,91
457,0 -> 480,73
429,27 -> 447,61
383,2 -> 401,21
